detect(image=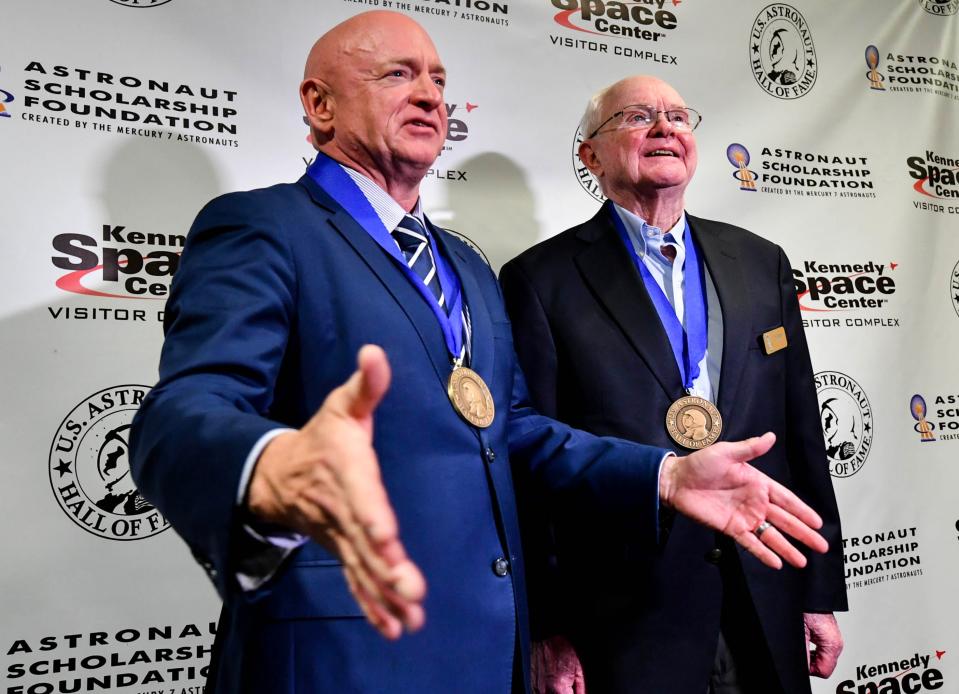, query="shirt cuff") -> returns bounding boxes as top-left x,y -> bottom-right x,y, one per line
236,428 -> 294,505
656,451 -> 677,543
235,428 -> 308,591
